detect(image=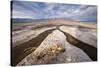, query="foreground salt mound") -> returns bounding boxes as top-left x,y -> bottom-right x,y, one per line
17,30 -> 91,65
